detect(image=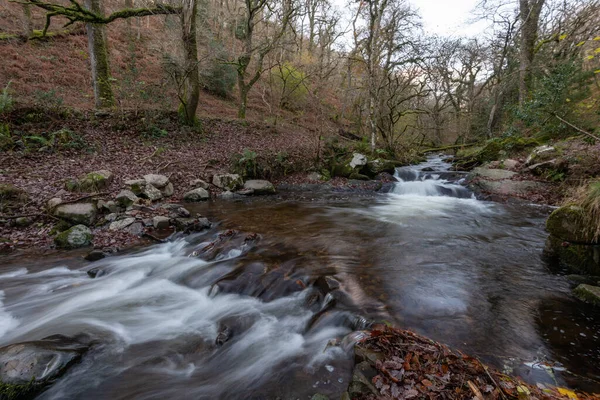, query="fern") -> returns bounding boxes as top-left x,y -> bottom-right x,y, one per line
0,81 -> 13,114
